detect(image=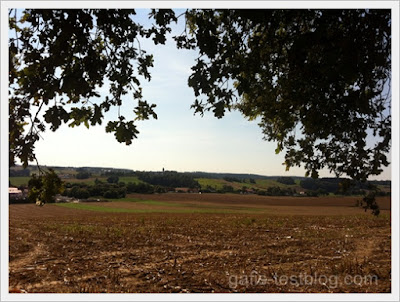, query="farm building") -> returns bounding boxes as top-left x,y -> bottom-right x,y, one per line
174,187 -> 199,193
9,187 -> 23,199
